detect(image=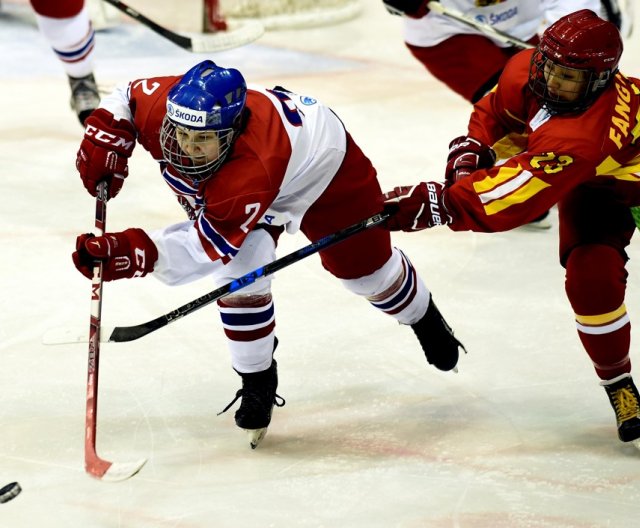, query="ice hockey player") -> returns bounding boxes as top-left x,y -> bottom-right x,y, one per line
383,0 -> 621,229
30,0 -> 100,124
382,10 -> 640,447
383,0 -> 609,103
71,60 -> 465,448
